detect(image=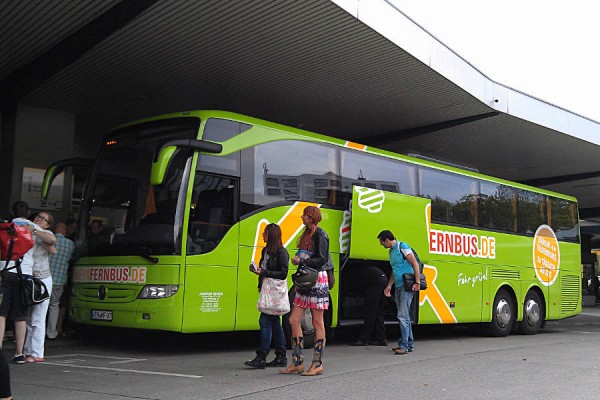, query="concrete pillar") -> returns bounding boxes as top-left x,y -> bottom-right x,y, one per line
4,105 -> 76,222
